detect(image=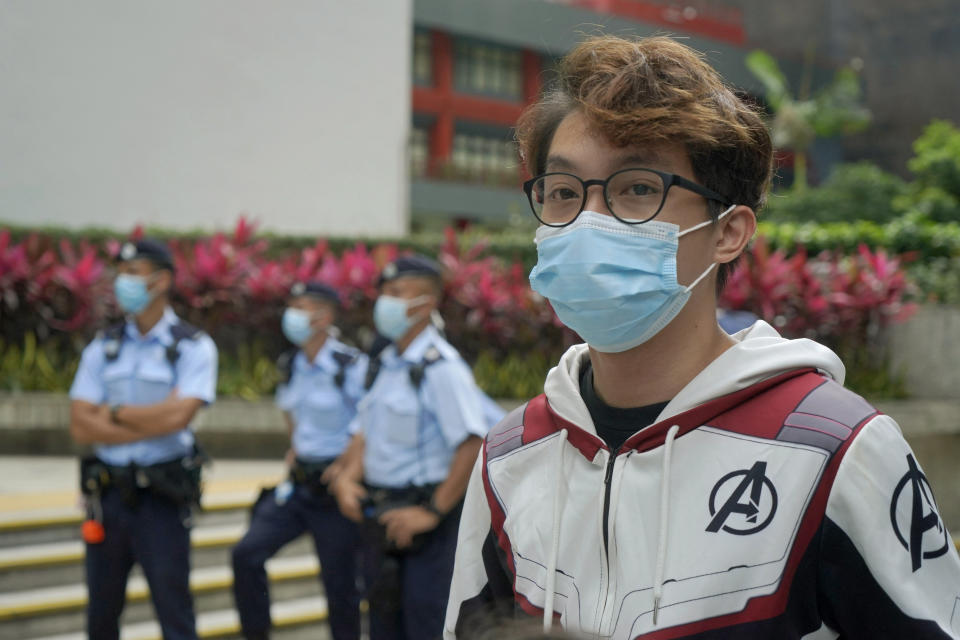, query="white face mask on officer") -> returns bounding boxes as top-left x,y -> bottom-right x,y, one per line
373,295 -> 432,341
281,308 -> 317,346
